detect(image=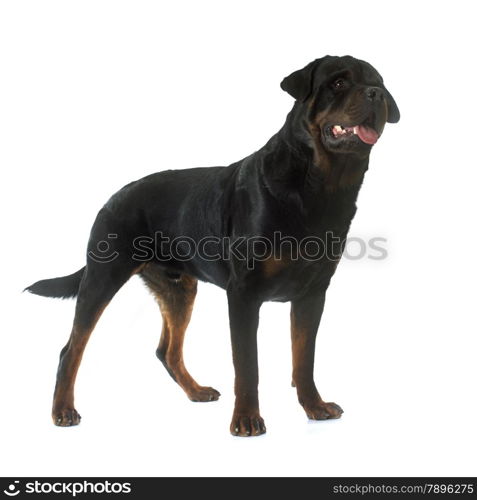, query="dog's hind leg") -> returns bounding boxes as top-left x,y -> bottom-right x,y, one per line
52,258 -> 142,426
141,266 -> 220,402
